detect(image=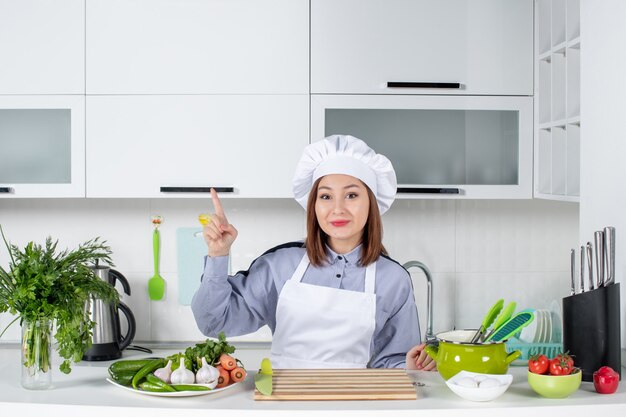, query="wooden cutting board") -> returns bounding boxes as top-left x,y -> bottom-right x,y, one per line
253,368 -> 417,401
